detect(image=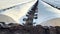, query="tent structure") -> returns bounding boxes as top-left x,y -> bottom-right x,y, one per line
38,0 -> 60,26
0,0 -> 37,24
